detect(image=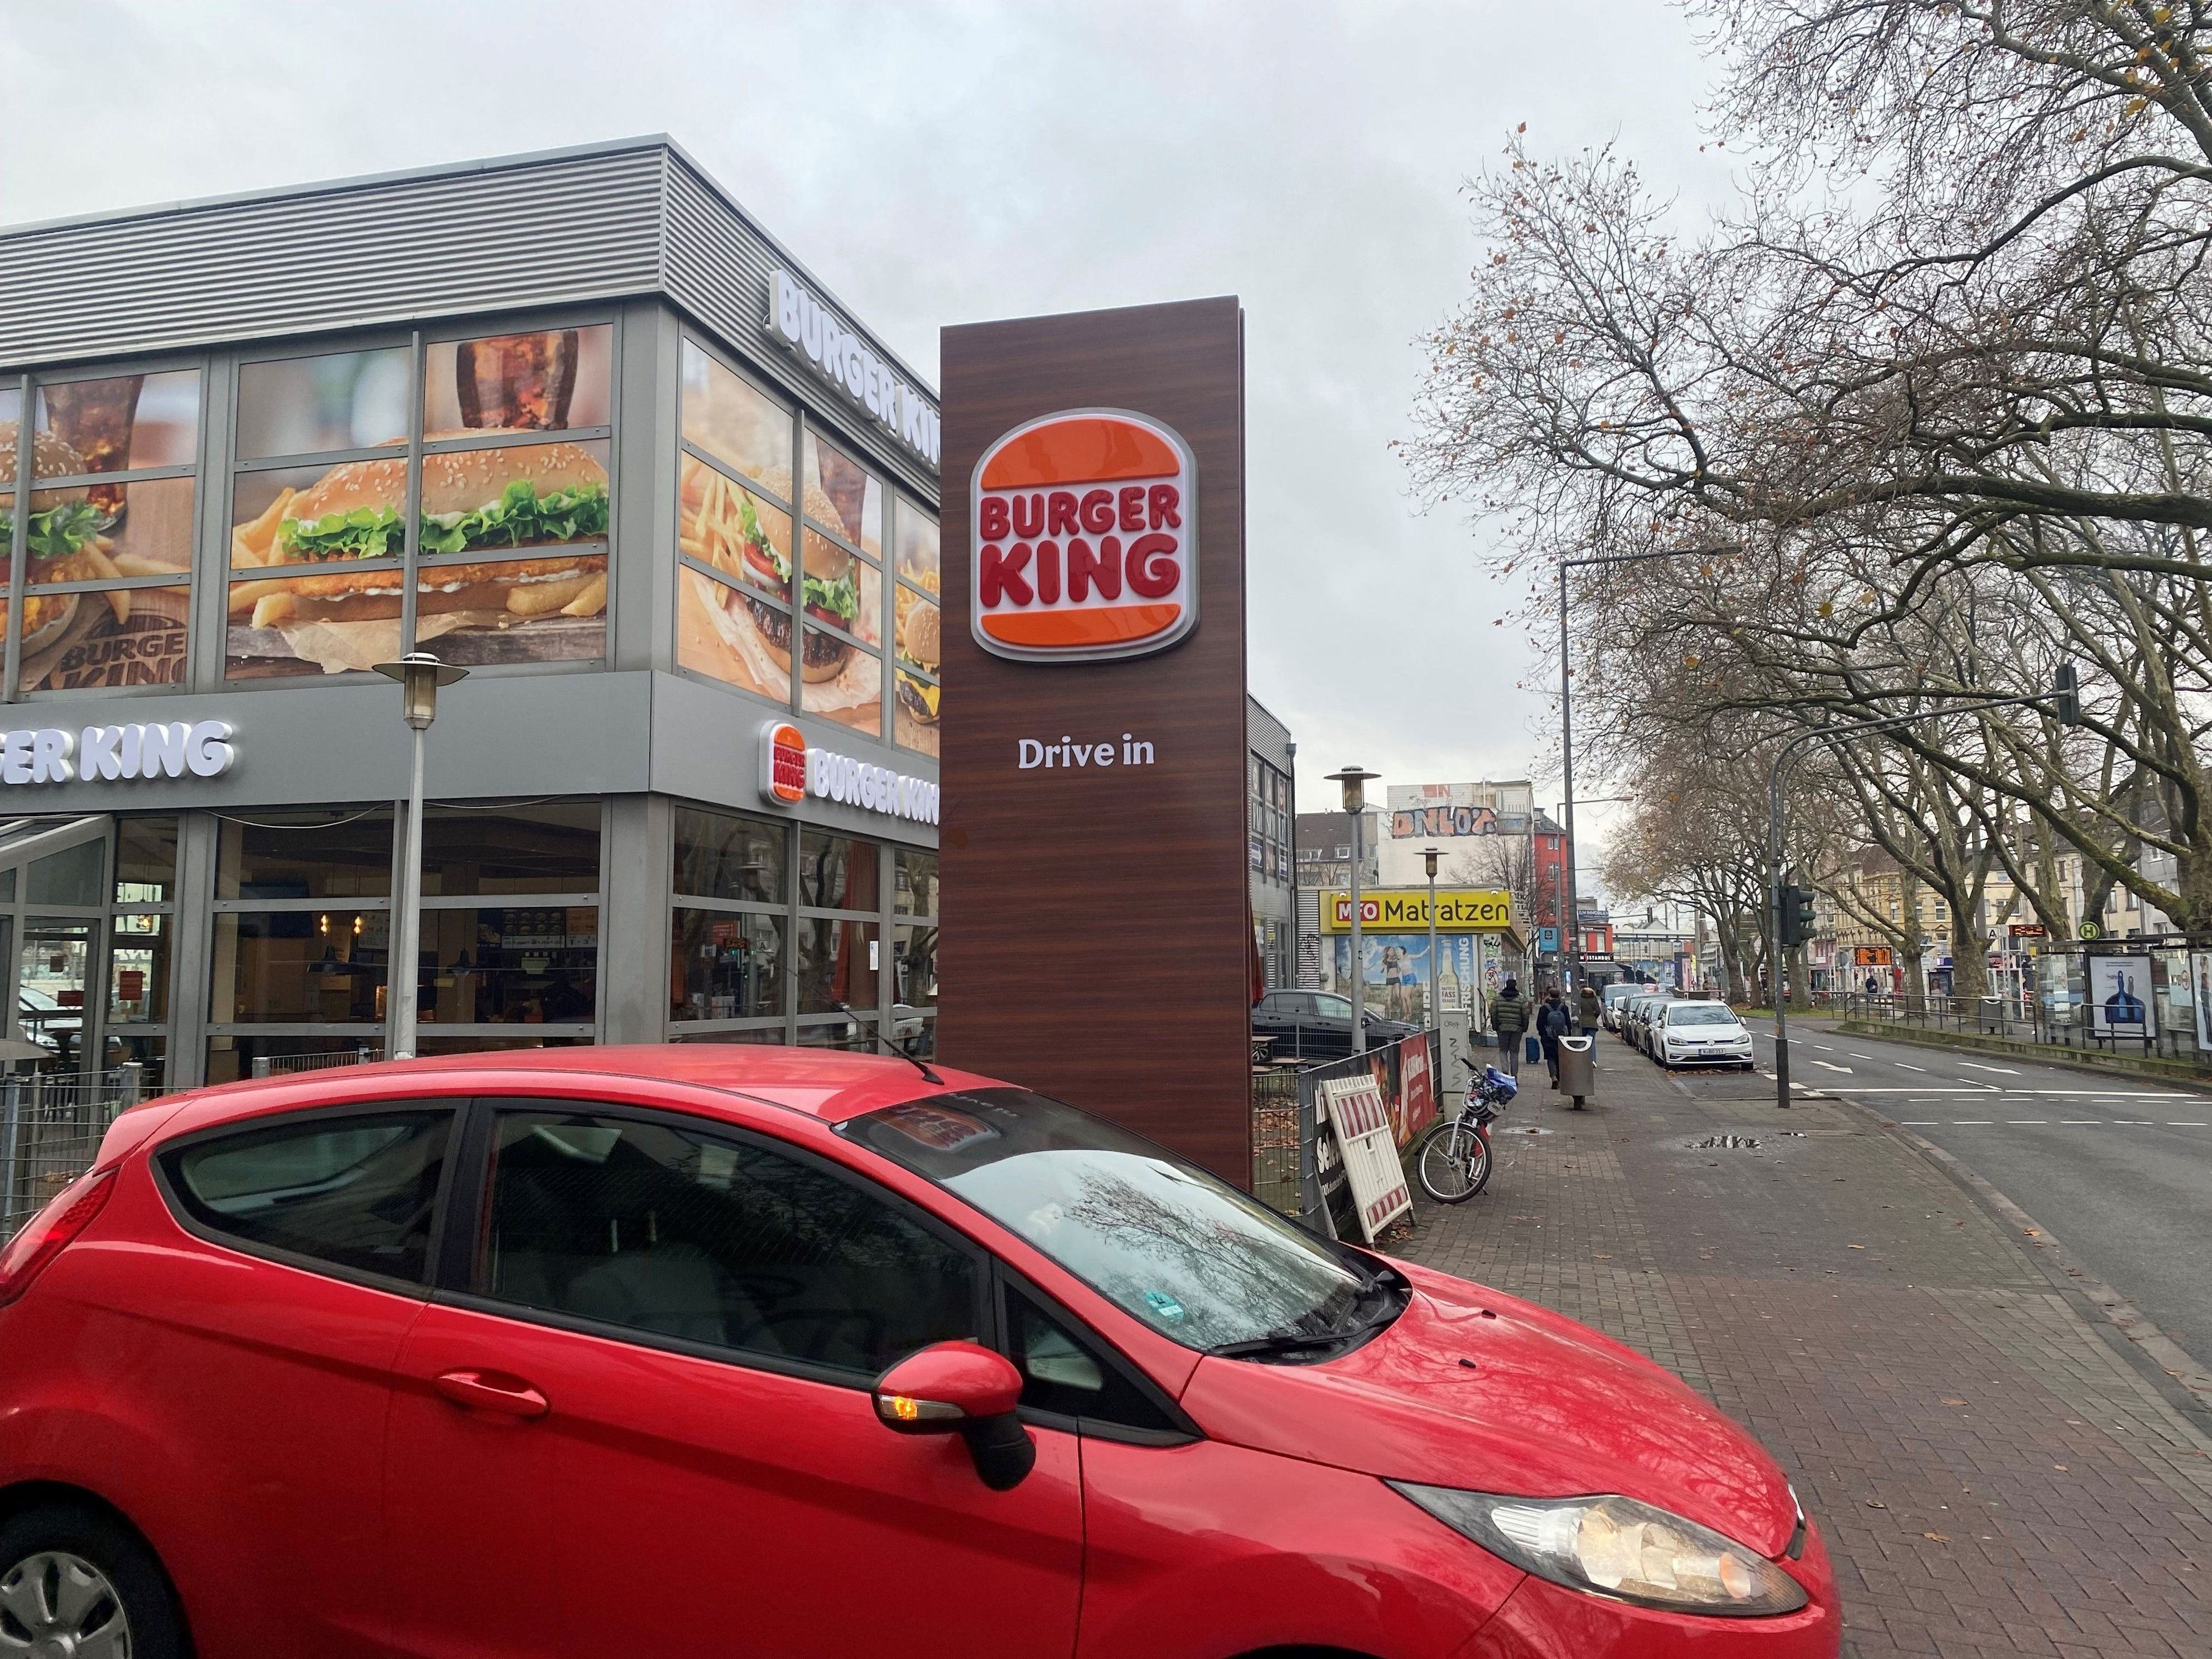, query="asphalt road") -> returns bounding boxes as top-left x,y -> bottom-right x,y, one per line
1673,1020 -> 2212,1369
